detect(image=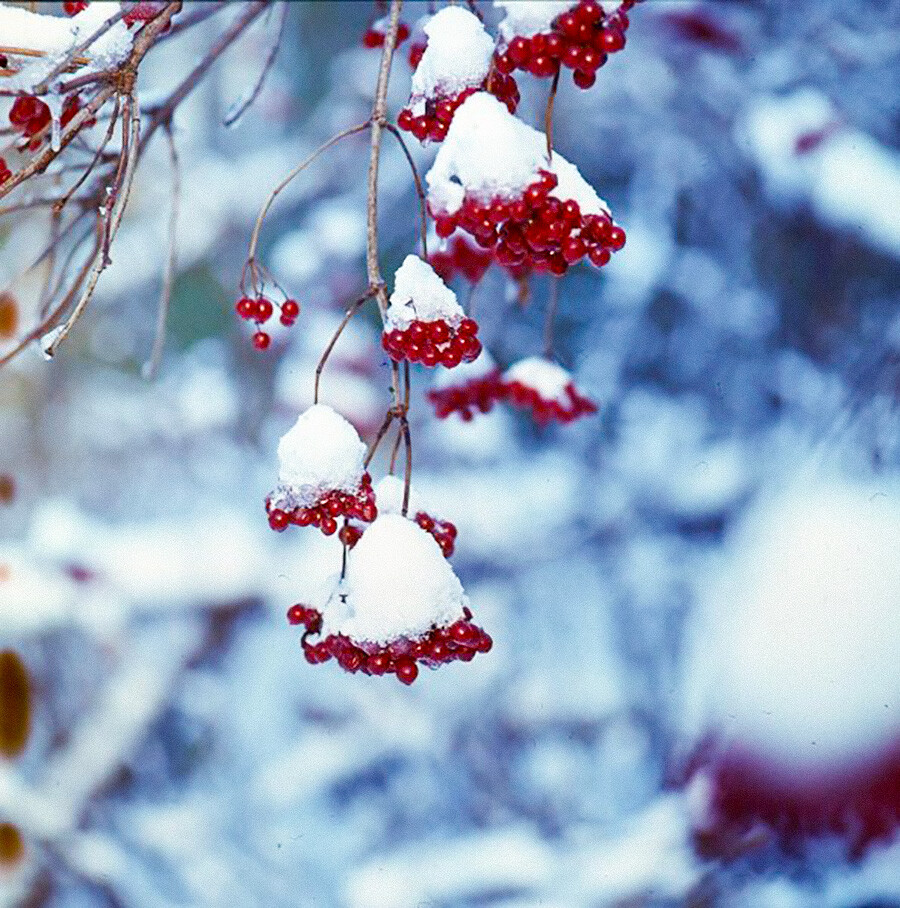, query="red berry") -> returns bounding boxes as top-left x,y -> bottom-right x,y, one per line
573,69 -> 596,89
396,660 -> 418,684
362,29 -> 383,49
281,299 -> 300,320
256,297 -> 274,322
508,36 -> 531,67
251,331 -> 270,350
606,225 -> 626,250
268,509 -> 289,531
235,296 -> 255,319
